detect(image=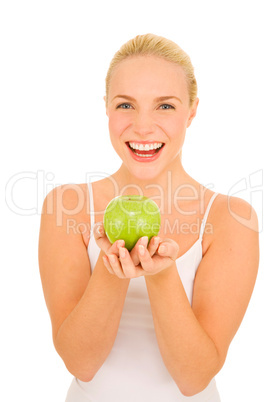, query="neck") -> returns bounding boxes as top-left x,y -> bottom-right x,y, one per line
110,158 -> 201,205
